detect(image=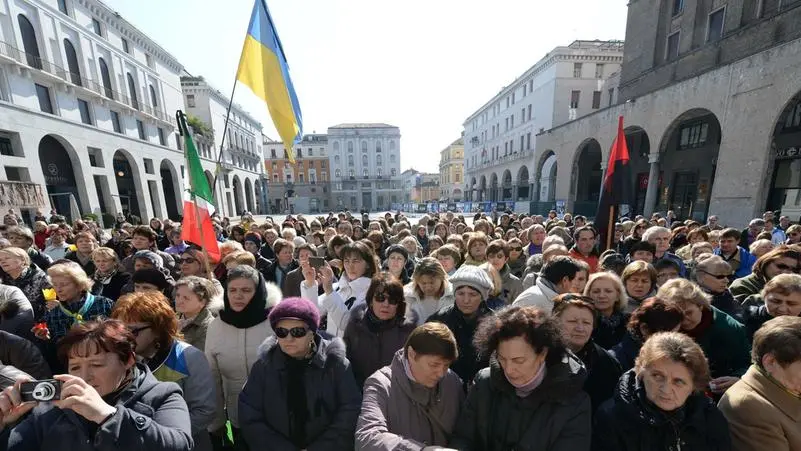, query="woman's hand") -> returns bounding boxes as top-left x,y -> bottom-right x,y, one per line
45,300 -> 60,311
0,379 -> 36,427
53,374 -> 116,424
710,376 -> 739,394
301,263 -> 316,287
318,265 -> 335,294
328,258 -> 342,270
